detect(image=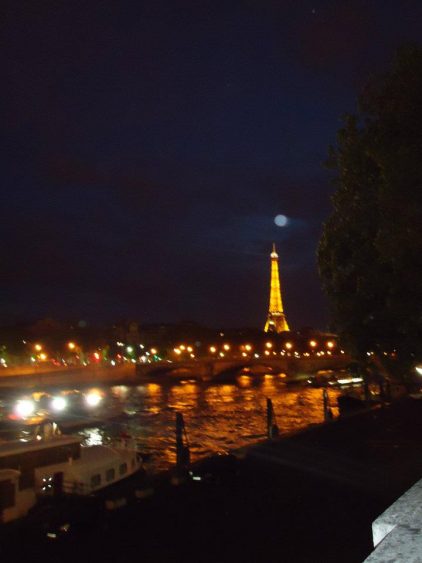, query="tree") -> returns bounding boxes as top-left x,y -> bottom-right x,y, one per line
318,45 -> 422,379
